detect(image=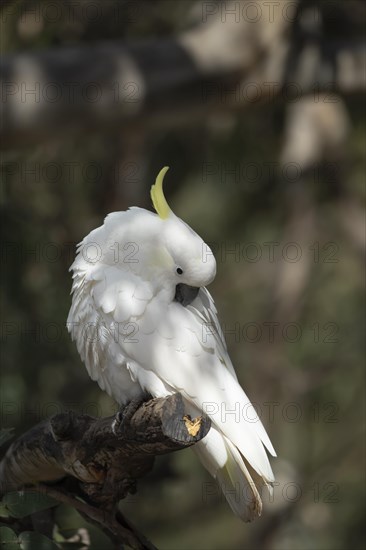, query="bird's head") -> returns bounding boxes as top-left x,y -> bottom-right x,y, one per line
150,167 -> 216,290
